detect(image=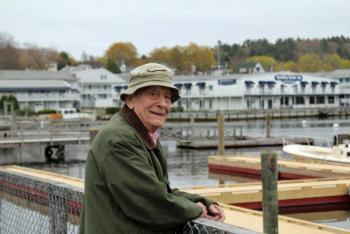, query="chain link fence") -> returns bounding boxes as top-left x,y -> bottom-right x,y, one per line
0,168 -> 258,234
